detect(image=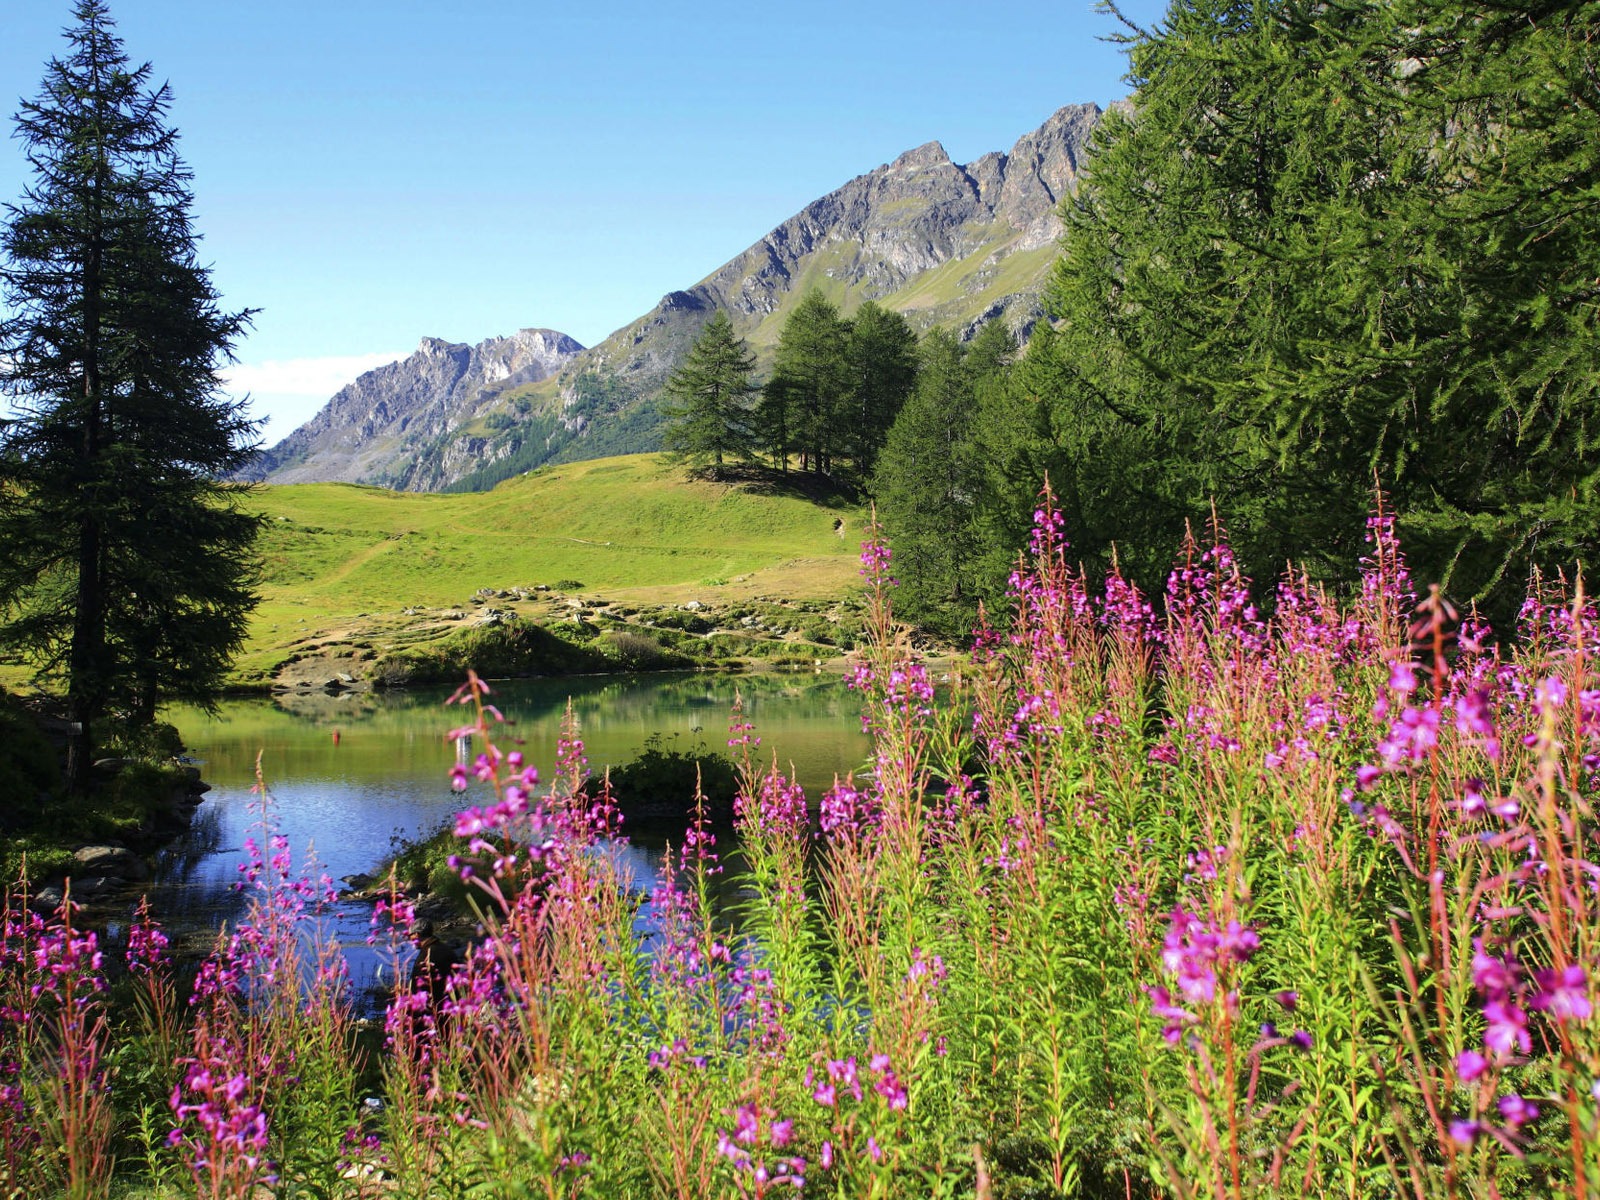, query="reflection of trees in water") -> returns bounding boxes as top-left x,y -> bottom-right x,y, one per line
145,805 -> 251,955
153,804 -> 225,882
195,673 -> 863,749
